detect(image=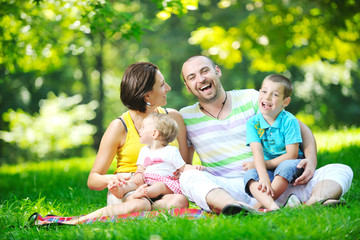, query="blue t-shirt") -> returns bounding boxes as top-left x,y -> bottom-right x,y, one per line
246,110 -> 303,160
